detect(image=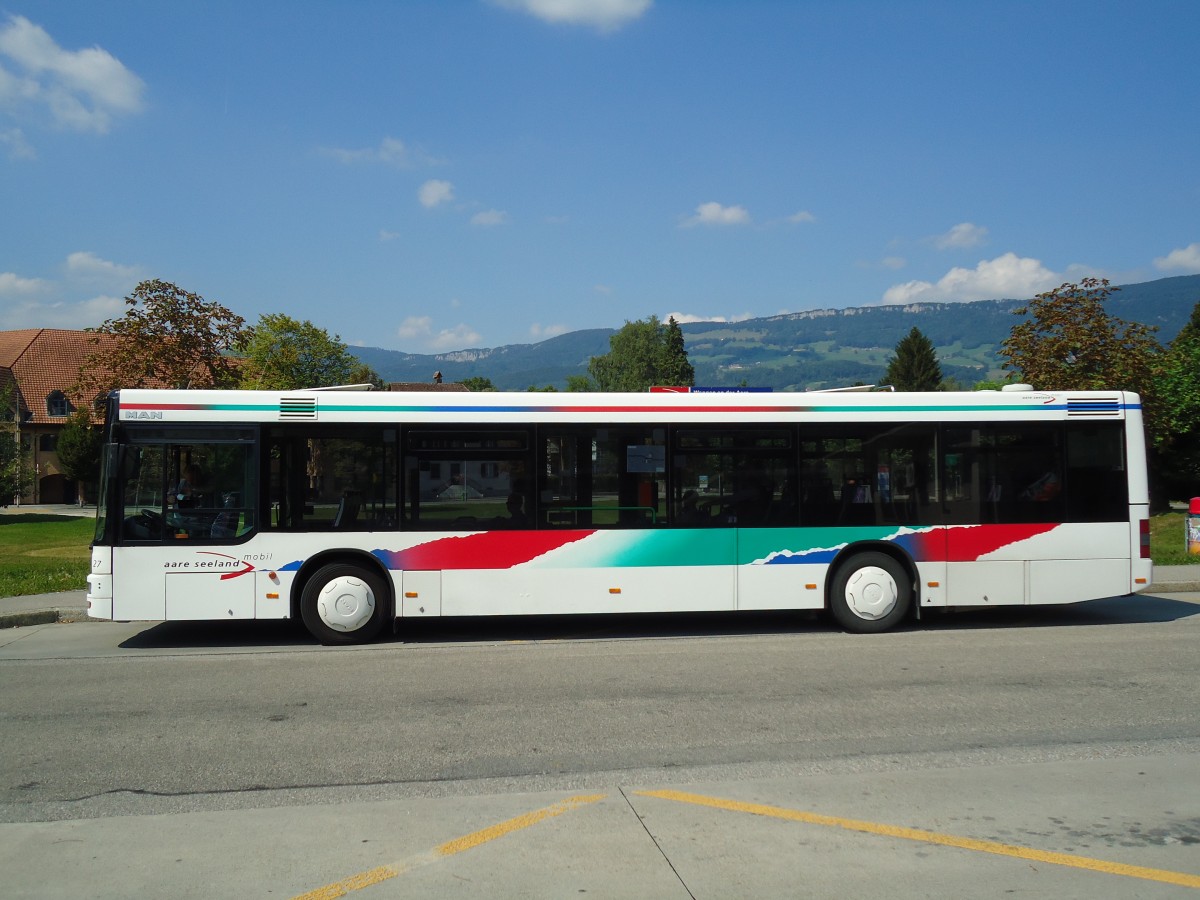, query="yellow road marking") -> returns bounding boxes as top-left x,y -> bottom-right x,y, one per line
292,793 -> 606,900
636,789 -> 1200,890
